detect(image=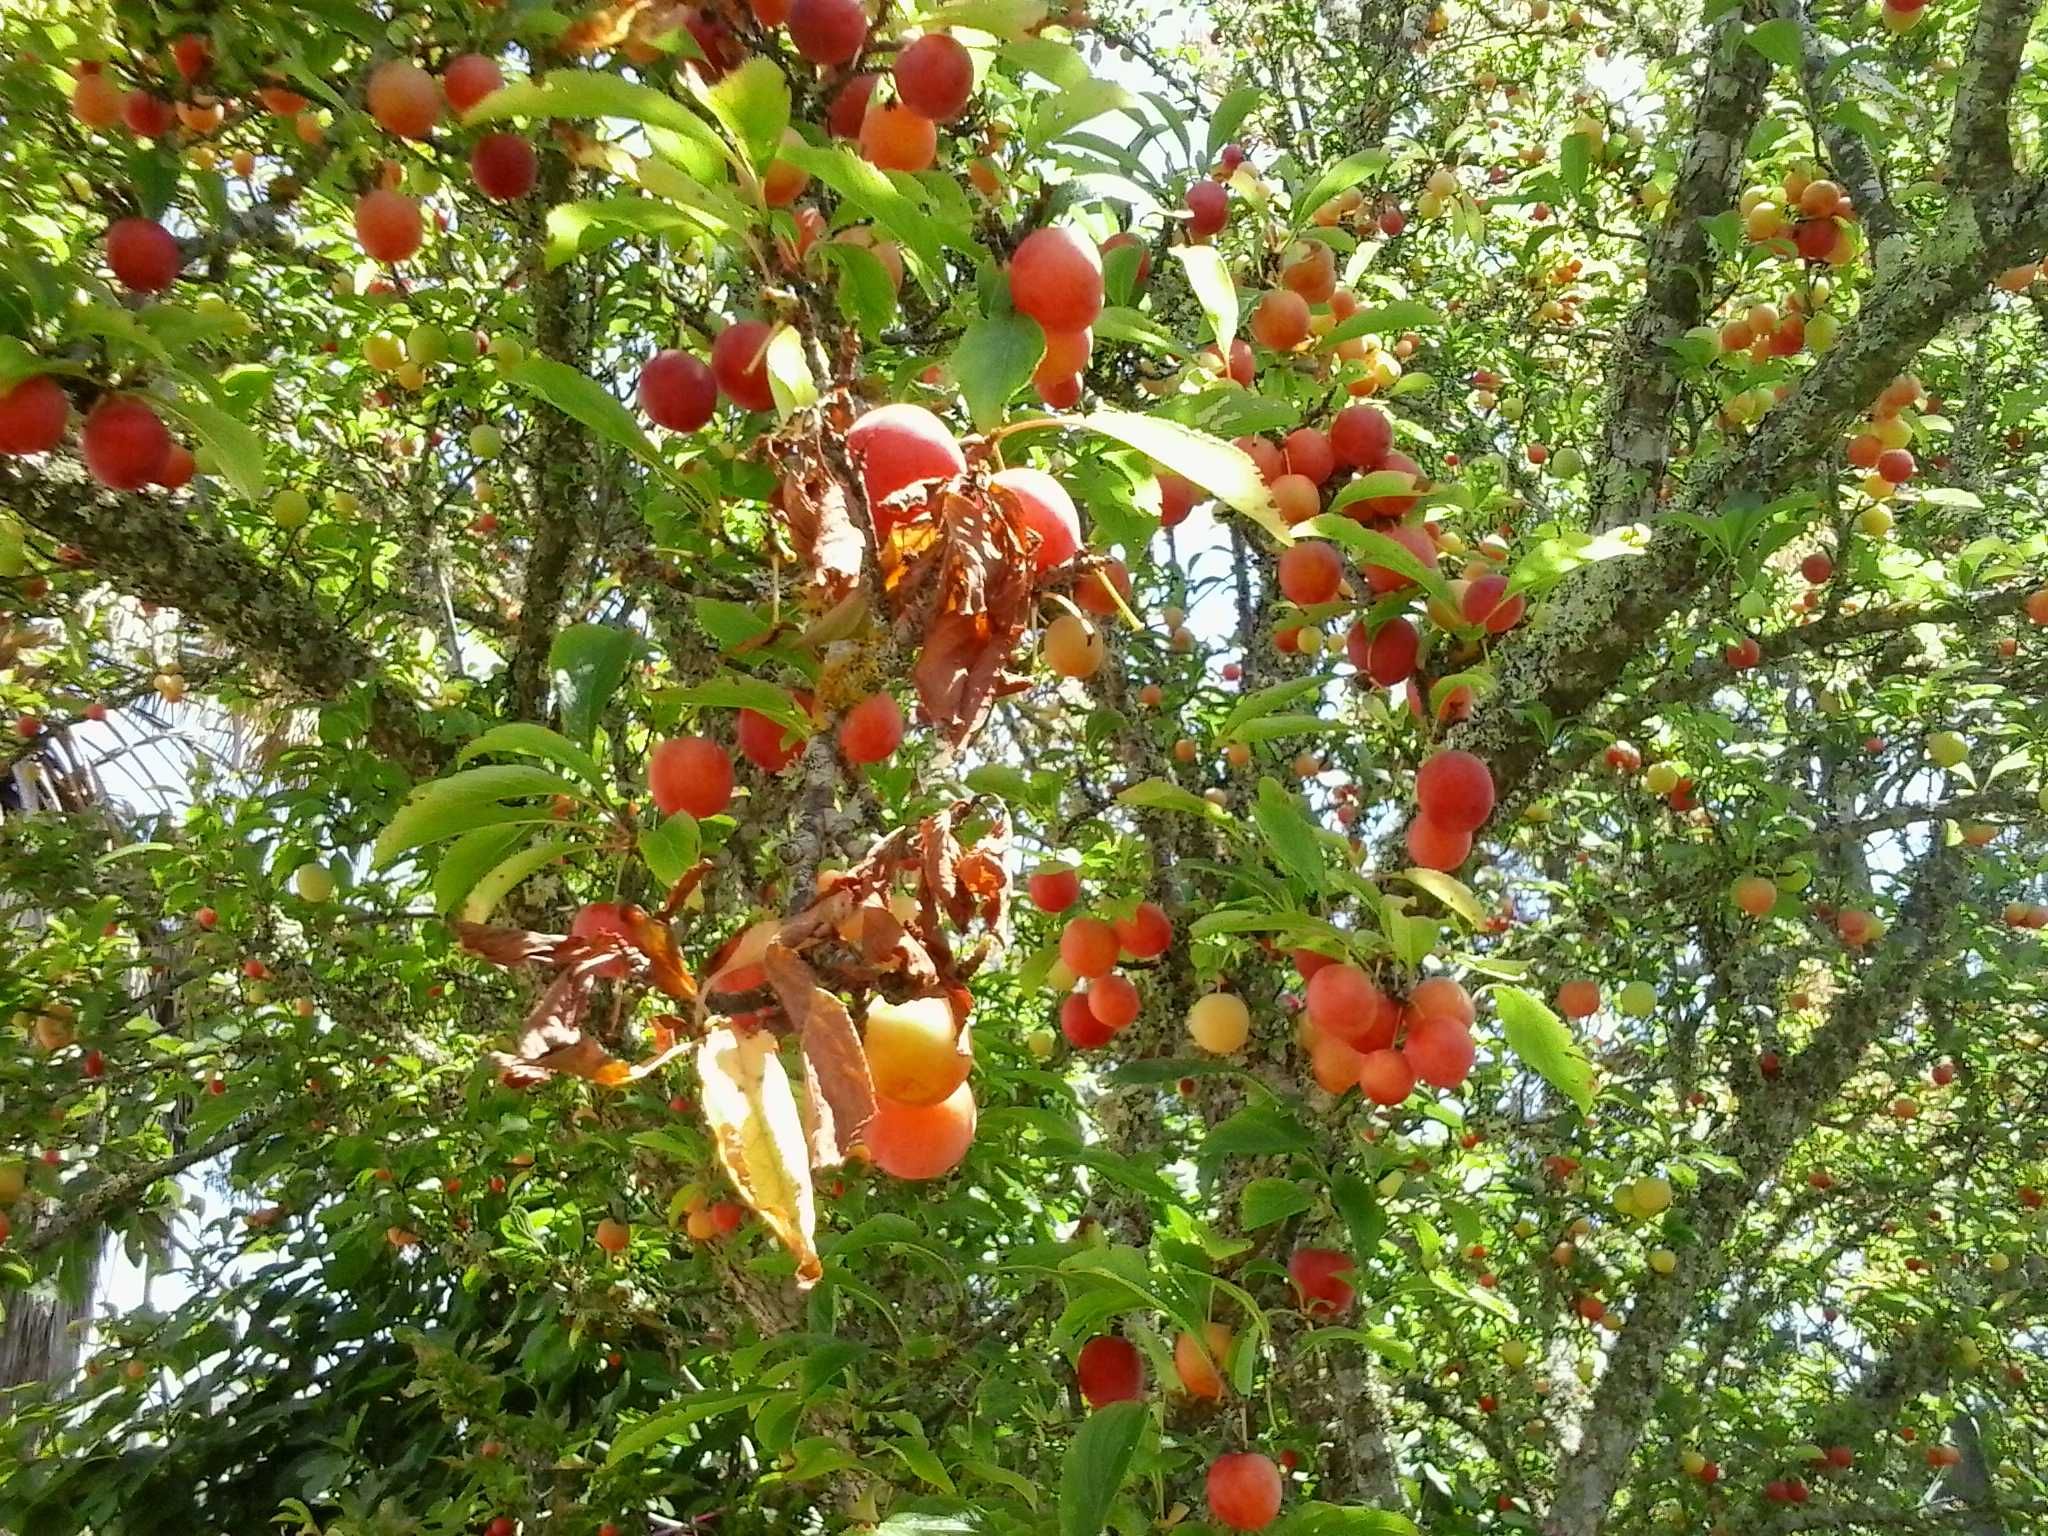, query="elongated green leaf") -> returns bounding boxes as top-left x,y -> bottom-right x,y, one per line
670,676 -> 816,735
764,324 -> 817,417
817,241 -> 899,336
953,312 -> 1042,429
1276,1502 -> 1421,1535
1253,777 -> 1326,892
466,71 -> 734,168
504,357 -> 659,468
430,824 -> 527,915
1293,1327 -> 1416,1369
1301,517 -> 1449,601
544,198 -> 704,269
1093,305 -> 1186,355
1067,409 -> 1287,541
1034,77 -> 1138,146
606,1390 -> 780,1463
1324,300 -> 1445,345
1492,985 -> 1595,1115
1206,85 -> 1262,159
457,723 -> 604,787
1560,131 -> 1591,198
462,838 -> 575,923
1218,676 -> 1330,740
157,394 -> 265,500
1292,146 -> 1391,227
918,0 -> 1050,36
1059,1400 -> 1146,1536
1744,16 -> 1802,67
888,1436 -> 957,1494
1506,526 -> 1649,596
1397,868 -> 1487,927
1168,243 -> 1238,346
373,766 -> 578,870
550,624 -> 637,743
780,144 -> 958,284
634,154 -> 748,230
1002,36 -> 1092,87
1117,778 -> 1232,820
